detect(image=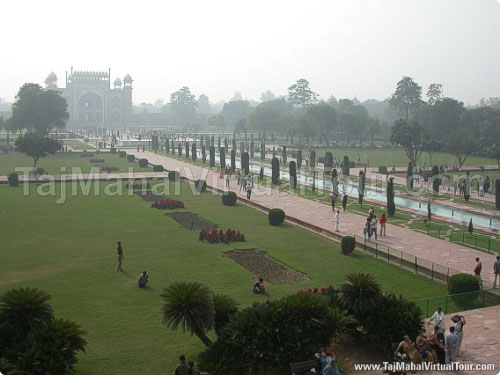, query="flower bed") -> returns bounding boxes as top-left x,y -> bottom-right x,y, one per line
199,228 -> 245,244
100,166 -> 119,172
90,158 -> 105,163
297,285 -> 334,296
151,199 -> 184,209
